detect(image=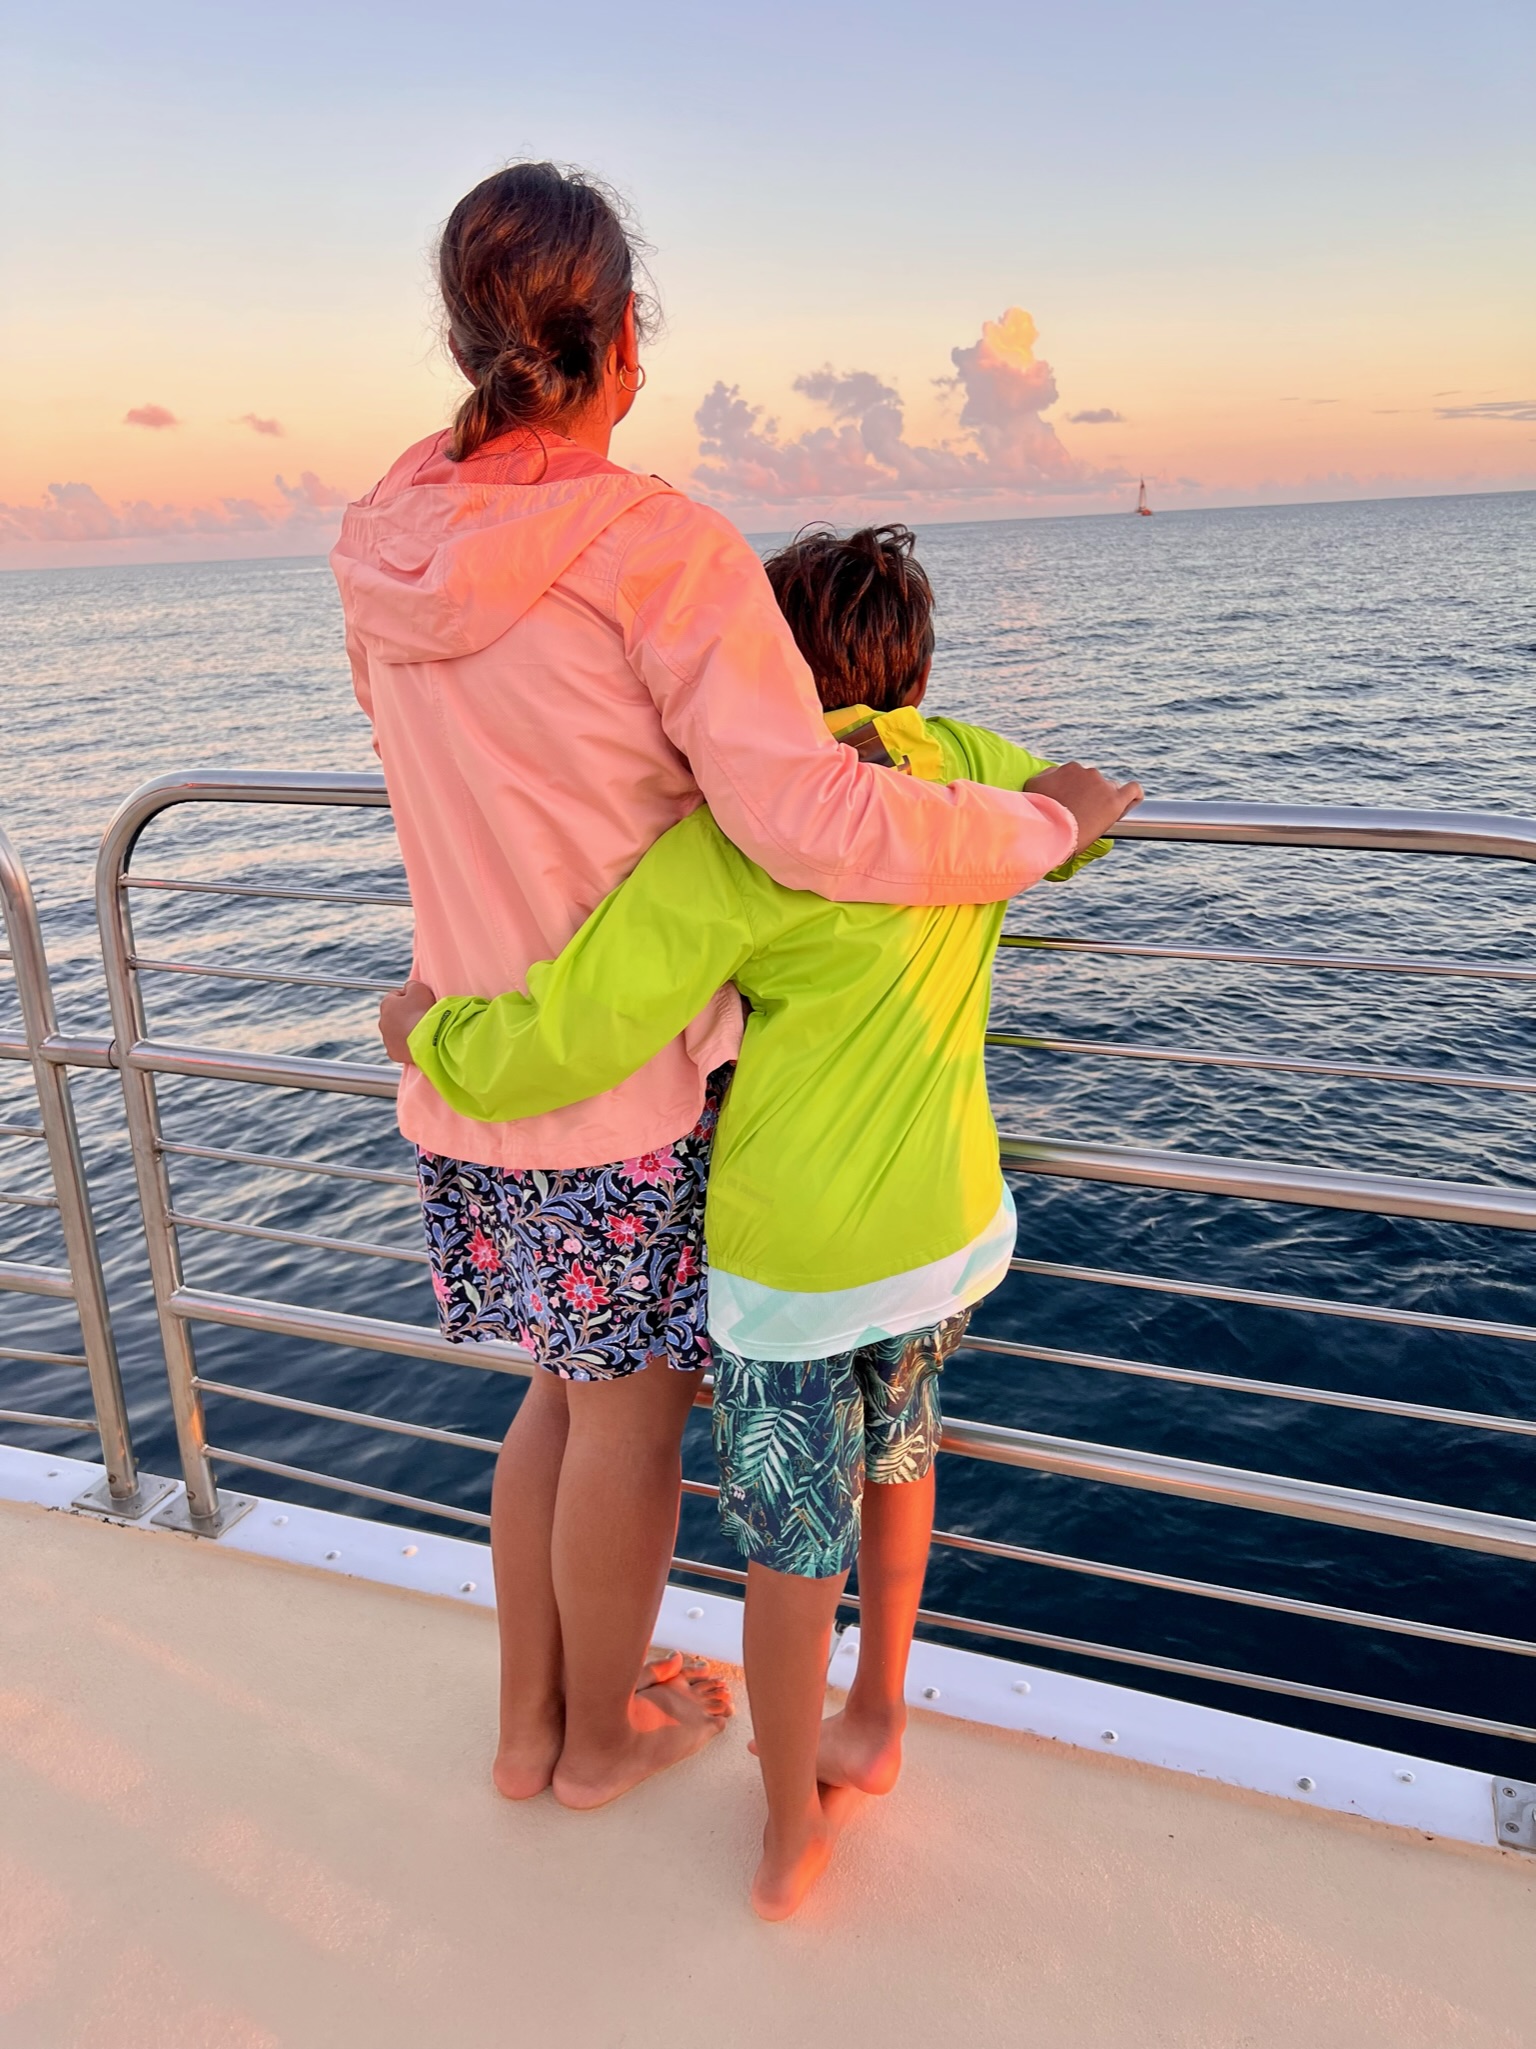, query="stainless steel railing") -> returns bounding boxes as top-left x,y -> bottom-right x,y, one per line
0,827 -> 171,1516
10,769 -> 1531,1754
